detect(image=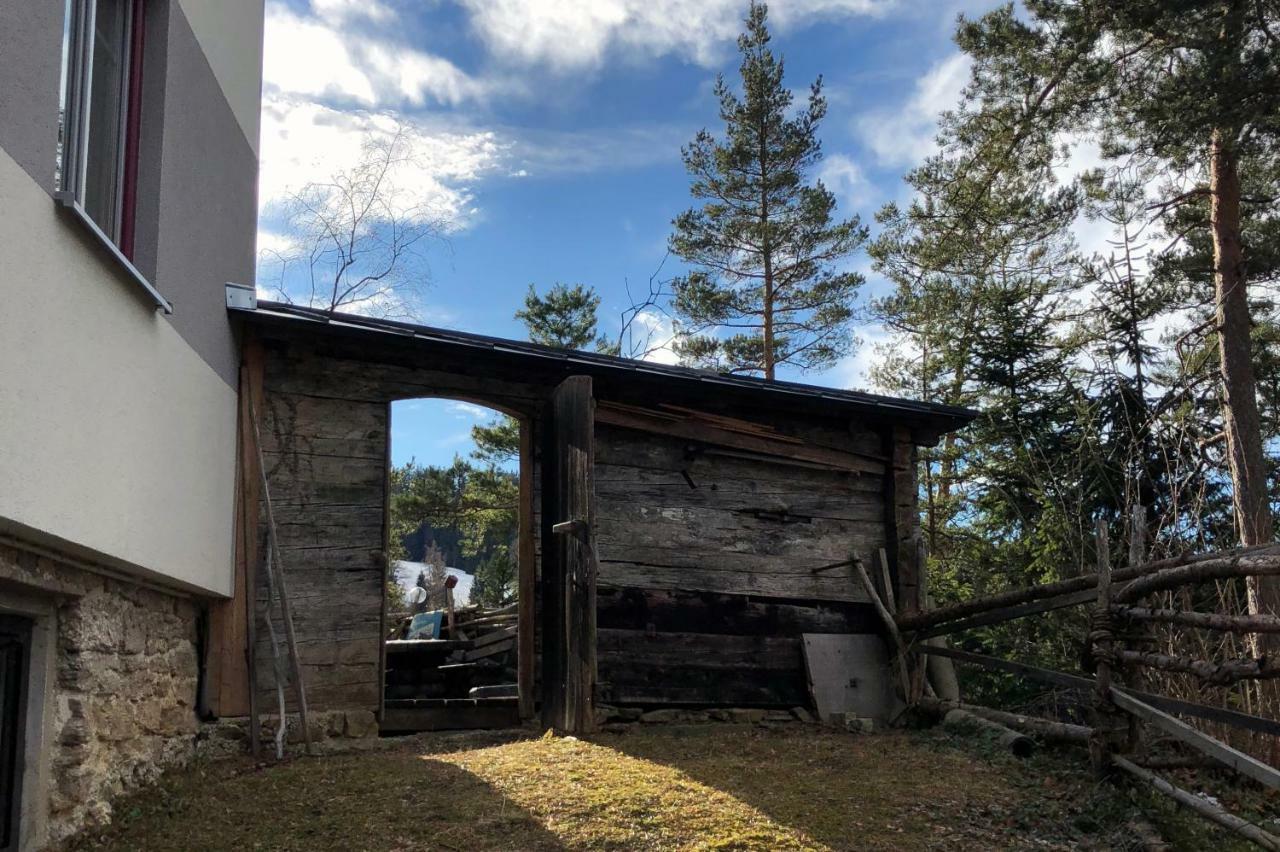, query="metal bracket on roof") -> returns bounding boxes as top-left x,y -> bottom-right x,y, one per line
225,282 -> 257,311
